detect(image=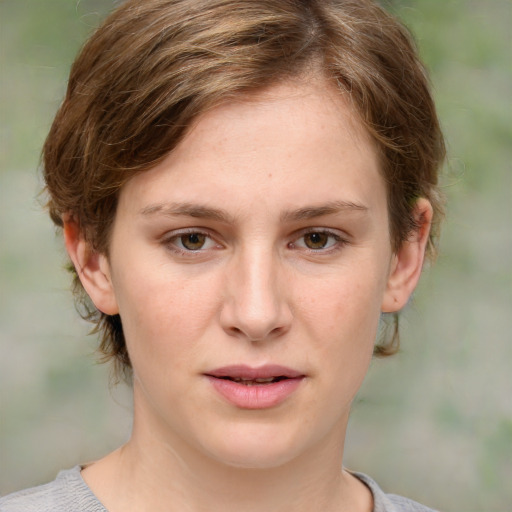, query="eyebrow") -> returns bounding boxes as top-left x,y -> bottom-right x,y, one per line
139,200 -> 368,223
139,202 -> 236,223
279,200 -> 368,222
